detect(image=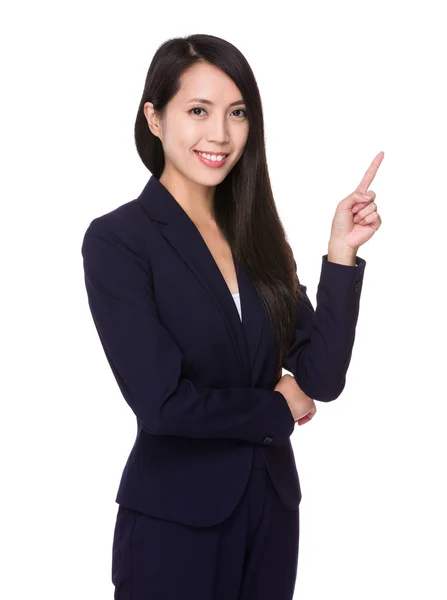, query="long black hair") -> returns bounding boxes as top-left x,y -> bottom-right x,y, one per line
134,33 -> 307,382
